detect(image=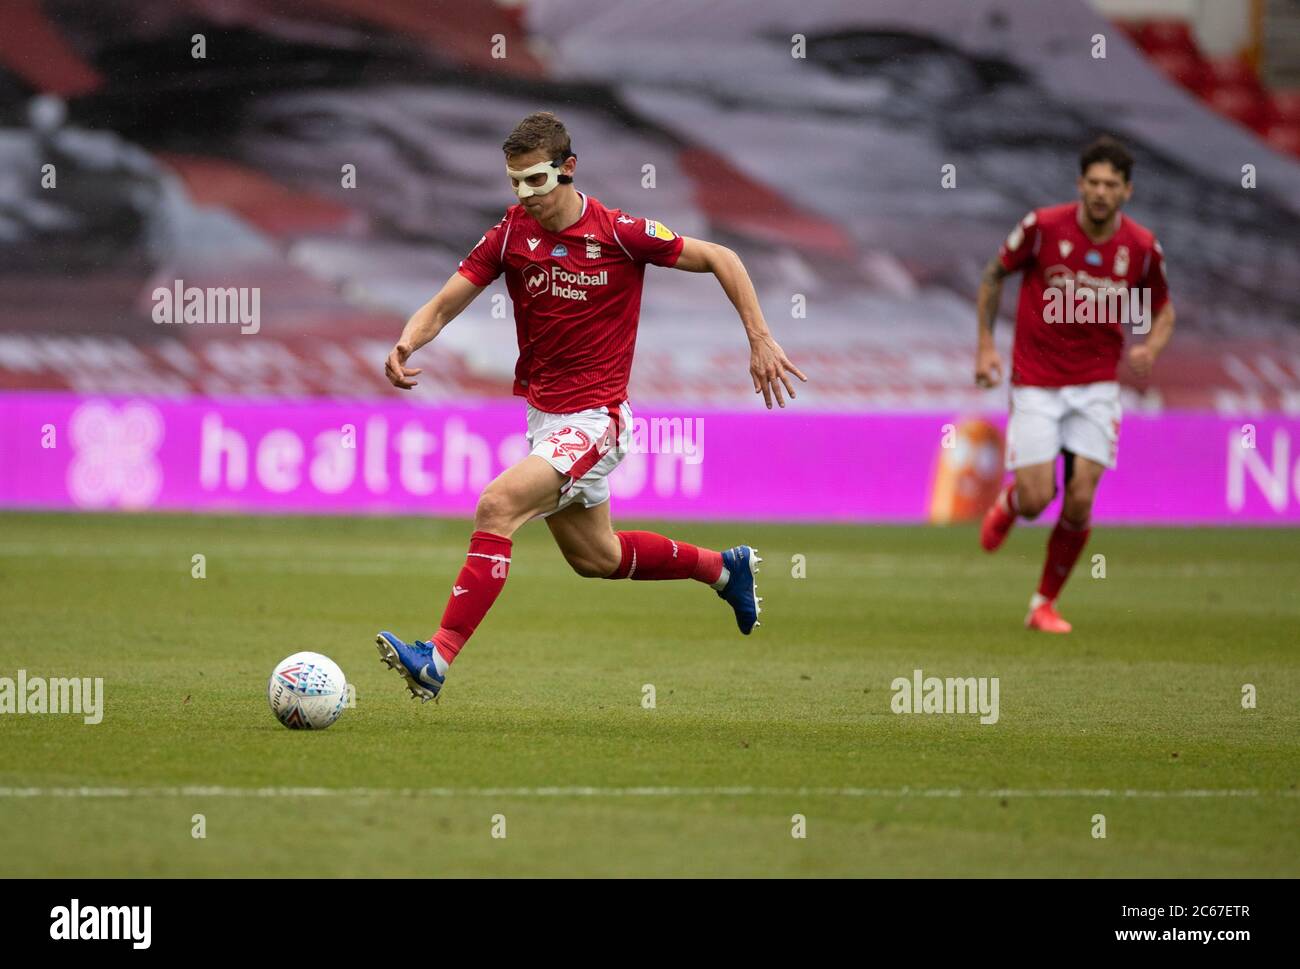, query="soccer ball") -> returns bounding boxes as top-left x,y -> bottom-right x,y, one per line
268,651 -> 348,730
